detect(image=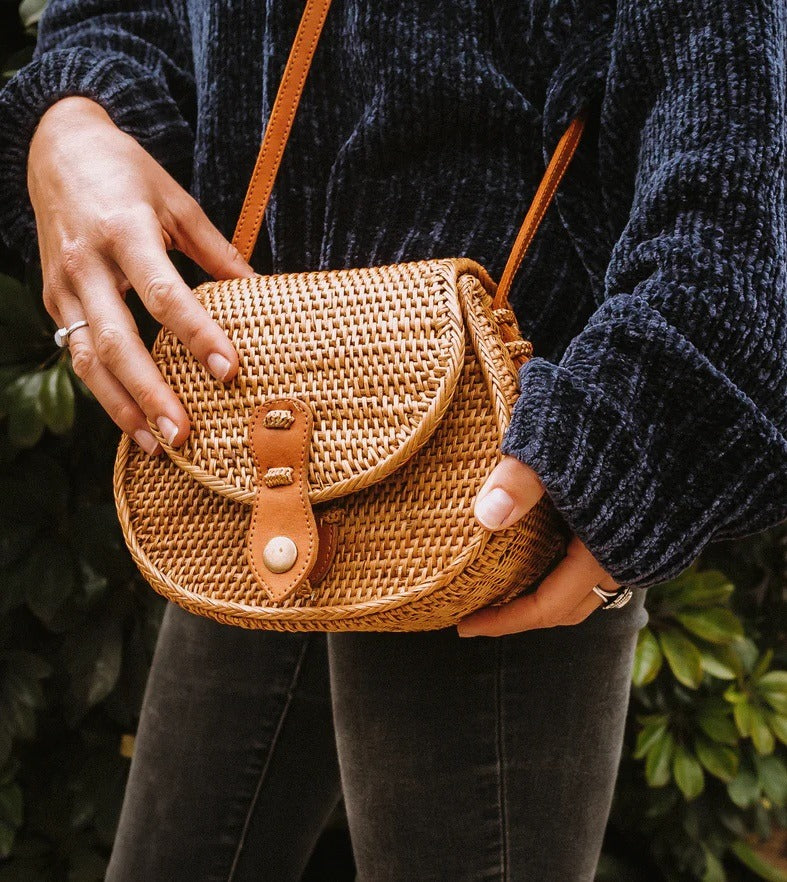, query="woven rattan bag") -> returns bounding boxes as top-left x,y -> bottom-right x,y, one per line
113,0 -> 586,632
